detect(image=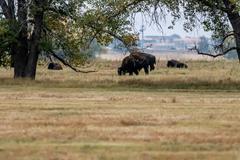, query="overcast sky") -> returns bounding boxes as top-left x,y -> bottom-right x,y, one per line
134,13 -> 212,38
